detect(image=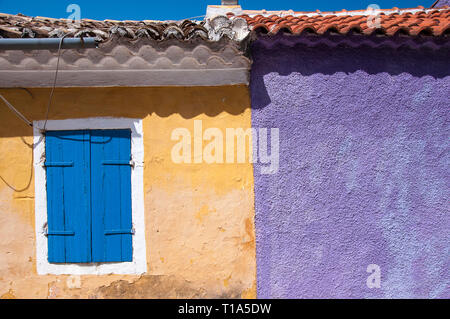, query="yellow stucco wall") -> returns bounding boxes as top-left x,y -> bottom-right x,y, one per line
0,86 -> 256,299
